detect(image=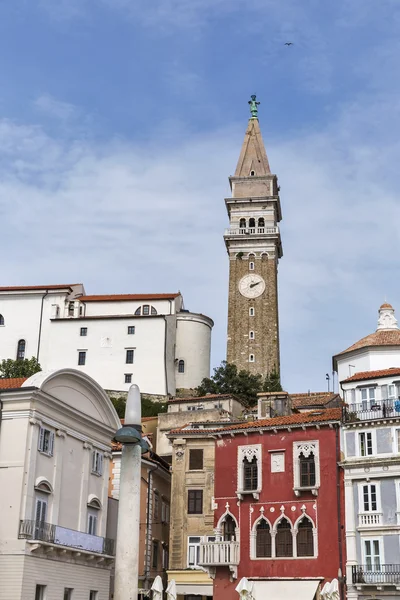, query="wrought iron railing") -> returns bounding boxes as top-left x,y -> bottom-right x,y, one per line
352,564 -> 400,584
19,520 -> 115,556
343,400 -> 400,423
